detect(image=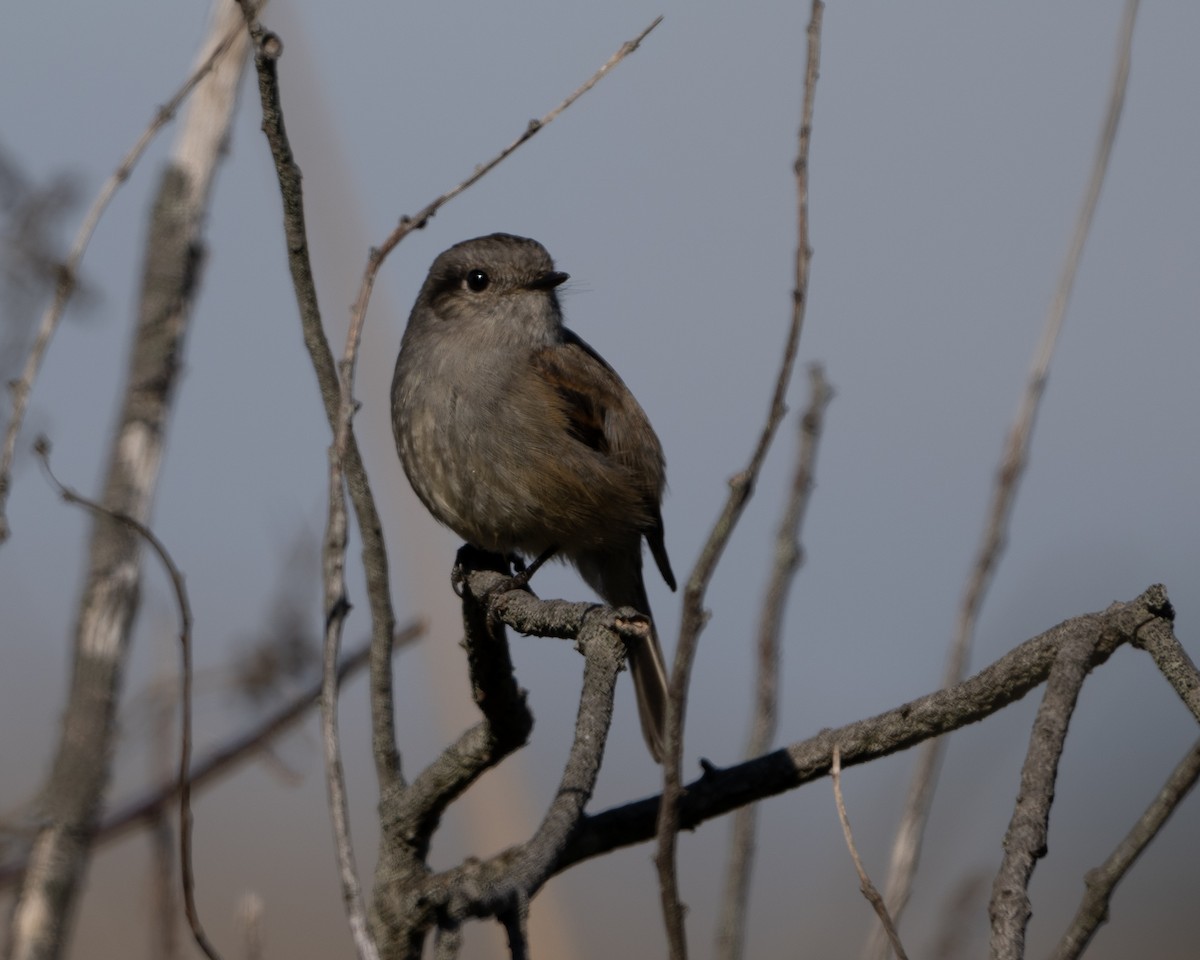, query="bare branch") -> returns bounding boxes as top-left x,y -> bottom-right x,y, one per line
234,0 -> 404,795
561,586 -> 1171,874
1131,601 -> 1200,723
368,559 -> 649,956
869,2 -> 1143,951
361,15 -> 663,262
987,601 -> 1107,959
715,365 -> 832,960
1050,737 -> 1200,960
425,579 -> 629,919
831,746 -> 909,960
657,4 -> 825,955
